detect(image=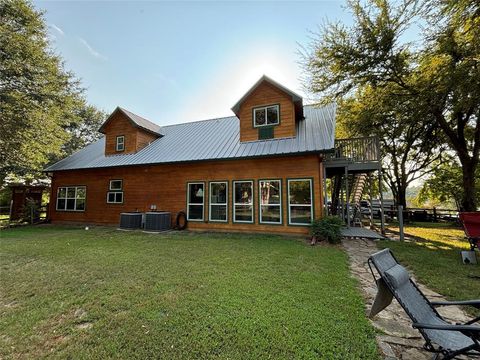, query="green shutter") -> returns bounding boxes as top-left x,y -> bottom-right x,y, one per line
258,126 -> 274,140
